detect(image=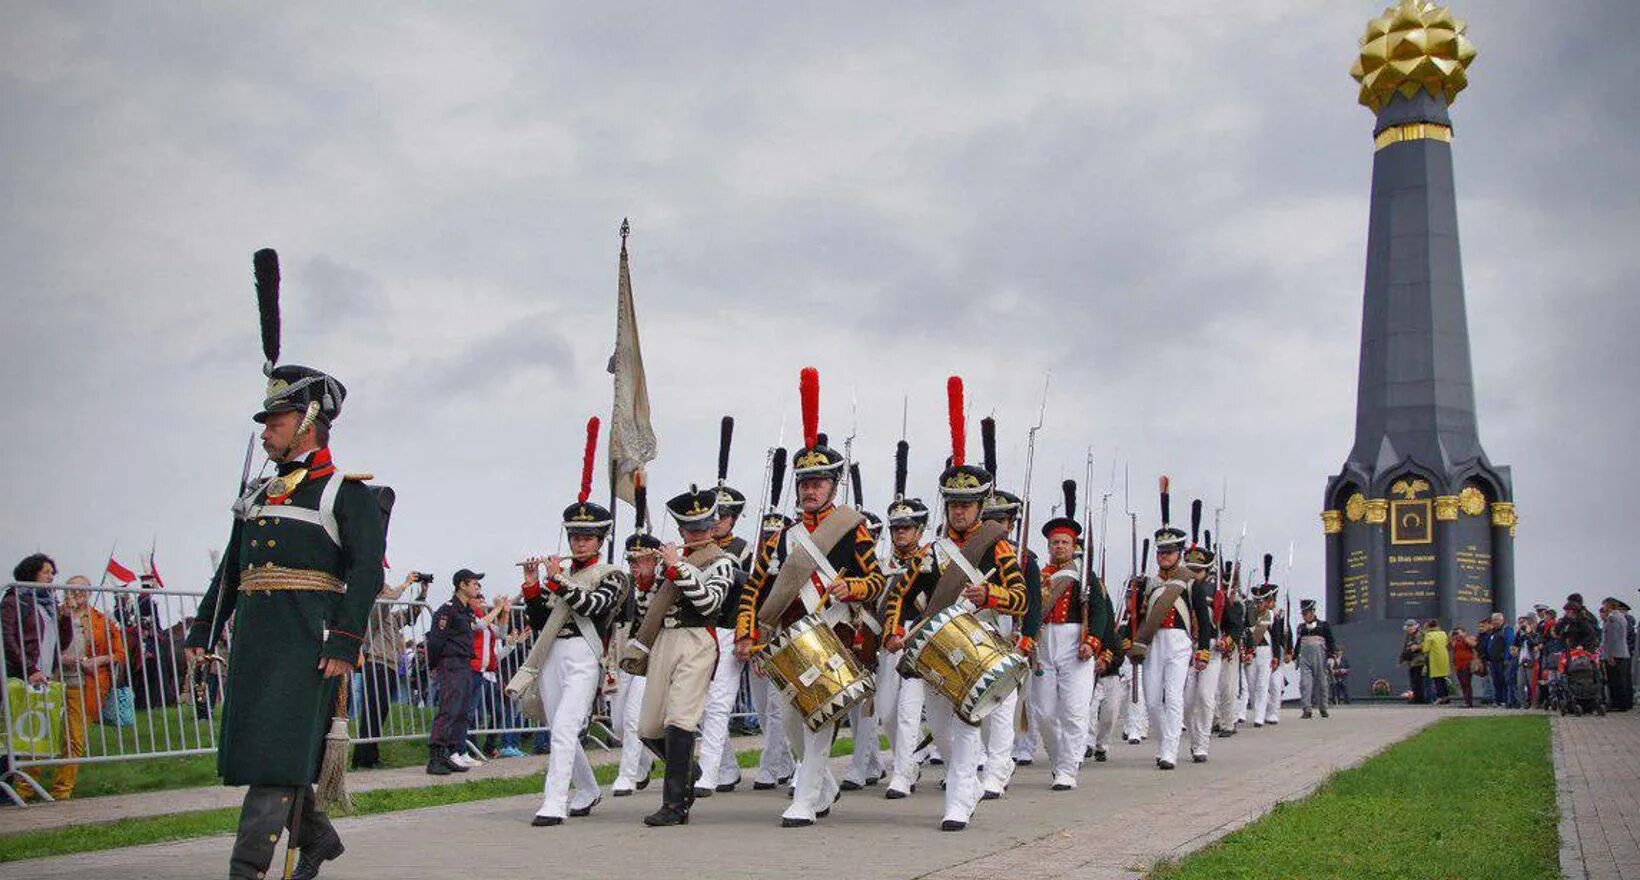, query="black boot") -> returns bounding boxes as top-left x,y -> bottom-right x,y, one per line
645,726 -> 696,827
289,832 -> 344,880
426,745 -> 452,776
